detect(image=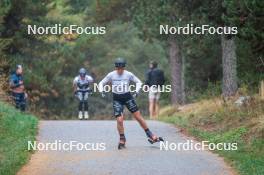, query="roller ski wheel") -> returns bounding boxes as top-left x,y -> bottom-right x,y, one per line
118,142 -> 126,150
148,137 -> 164,144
